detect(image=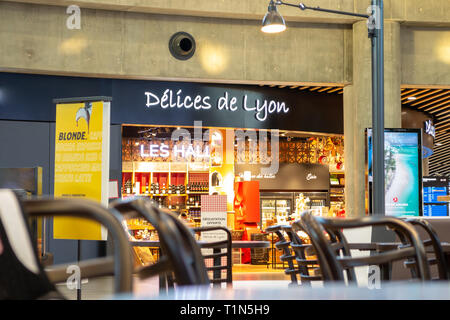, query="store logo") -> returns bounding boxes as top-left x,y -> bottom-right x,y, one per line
393,197 -> 398,203
306,173 -> 317,181
424,120 -> 435,138
144,89 -> 289,122
57,102 -> 93,141
140,143 -> 209,159
76,102 -> 93,132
